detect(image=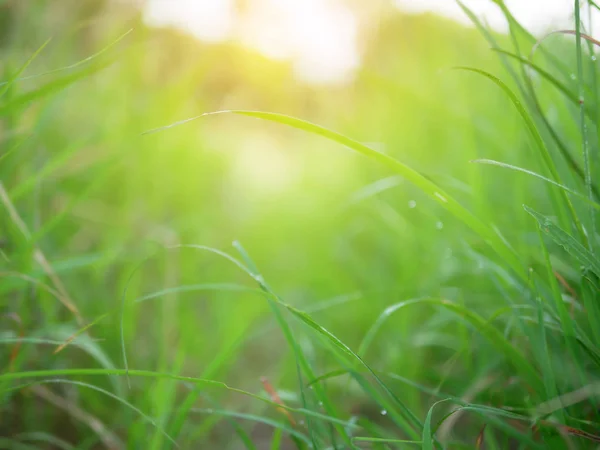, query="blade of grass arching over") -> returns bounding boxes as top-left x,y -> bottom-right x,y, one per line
191,409 -> 311,448
0,38 -> 51,99
435,405 -> 544,449
575,0 -> 596,247
0,367 -> 365,425
461,2 -> 597,202
524,205 -> 600,276
9,379 -> 178,447
455,67 -> 587,245
231,241 -> 351,447
144,110 -> 524,279
137,243 -> 342,446
471,159 -> 600,209
0,60 -> 113,116
423,399 -> 452,450
281,303 -> 424,432
282,306 -> 423,440
359,298 -> 542,389
491,49 -> 583,112
0,29 -> 133,86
